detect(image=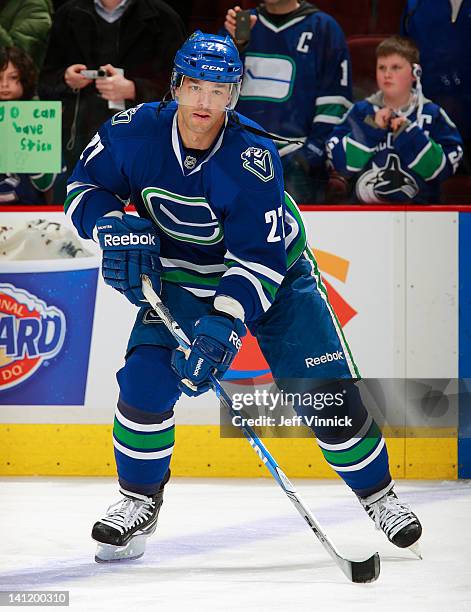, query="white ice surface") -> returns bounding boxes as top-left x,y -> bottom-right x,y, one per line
0,478 -> 470,612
